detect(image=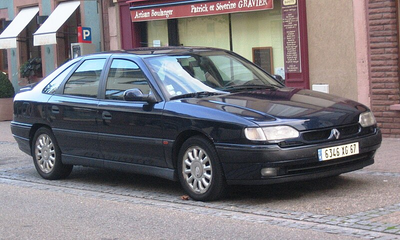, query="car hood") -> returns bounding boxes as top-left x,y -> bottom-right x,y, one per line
182,88 -> 368,131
